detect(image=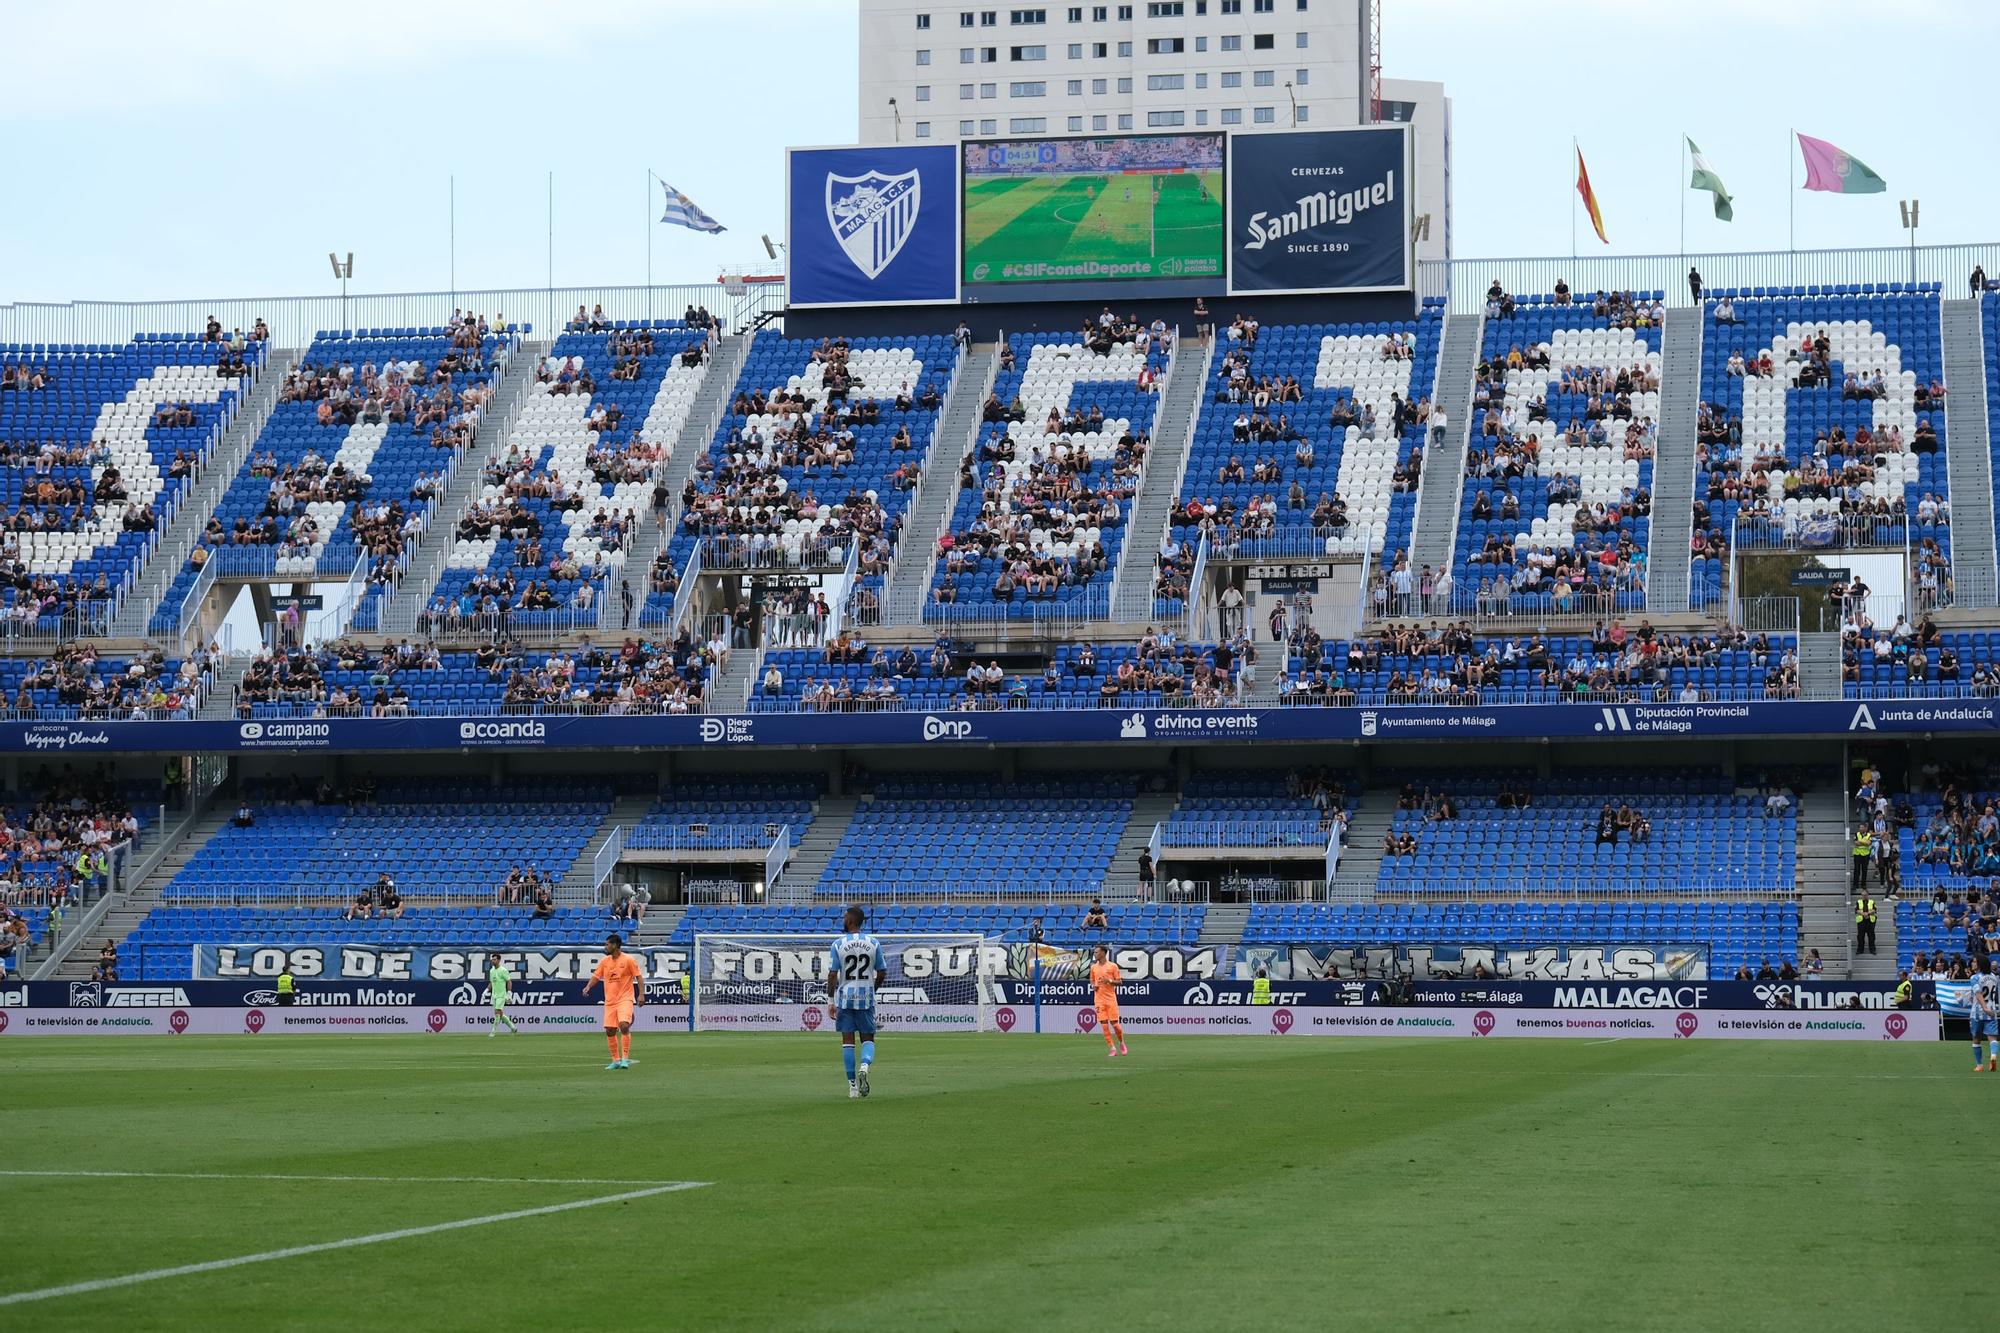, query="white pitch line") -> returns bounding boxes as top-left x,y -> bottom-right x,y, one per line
1584,1037 -> 1628,1045
0,1170 -> 698,1187
0,1181 -> 709,1308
